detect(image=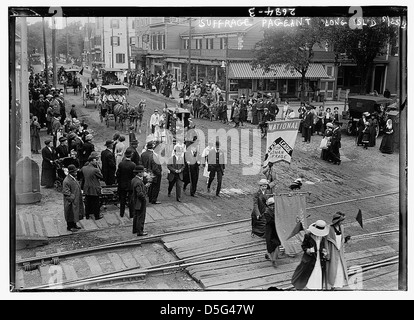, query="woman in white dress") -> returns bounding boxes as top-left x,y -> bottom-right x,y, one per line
115,135 -> 126,167
201,142 -> 215,184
